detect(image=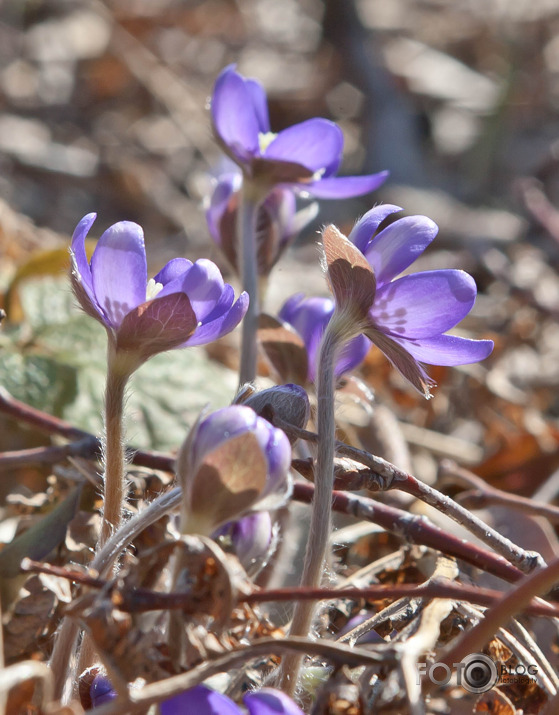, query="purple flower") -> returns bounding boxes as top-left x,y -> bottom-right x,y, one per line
177,405 -> 292,534
90,680 -> 304,714
325,205 -> 494,395
90,674 -> 117,707
278,294 -> 370,383
213,511 -> 273,572
211,65 -> 388,198
70,213 -> 248,367
162,685 -> 305,715
206,171 -> 318,277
